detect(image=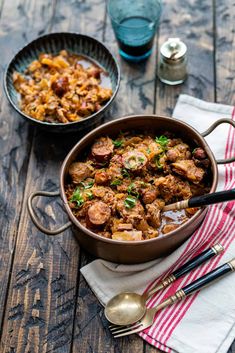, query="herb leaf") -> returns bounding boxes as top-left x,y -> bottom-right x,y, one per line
122,168 -> 130,178
80,181 -> 94,189
111,179 -> 122,186
155,158 -> 163,169
124,196 -> 136,209
138,157 -> 145,163
70,187 -> 84,207
155,135 -> 169,148
154,154 -> 164,169
112,139 -> 123,148
85,191 -> 93,200
127,183 -> 139,198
